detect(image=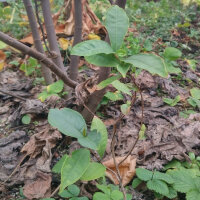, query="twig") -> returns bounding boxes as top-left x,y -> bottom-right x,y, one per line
34,0 -> 52,55
0,89 -> 26,101
0,31 -> 77,88
3,155 -> 27,184
118,88 -> 144,167
50,184 -> 60,197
